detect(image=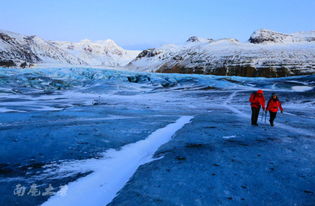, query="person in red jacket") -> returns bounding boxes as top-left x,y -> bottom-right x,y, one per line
249,90 -> 265,126
266,93 -> 283,126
